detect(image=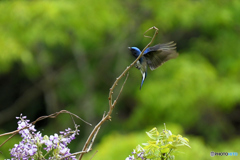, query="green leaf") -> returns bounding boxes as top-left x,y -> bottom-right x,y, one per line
161,147 -> 170,154
146,127 -> 160,140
